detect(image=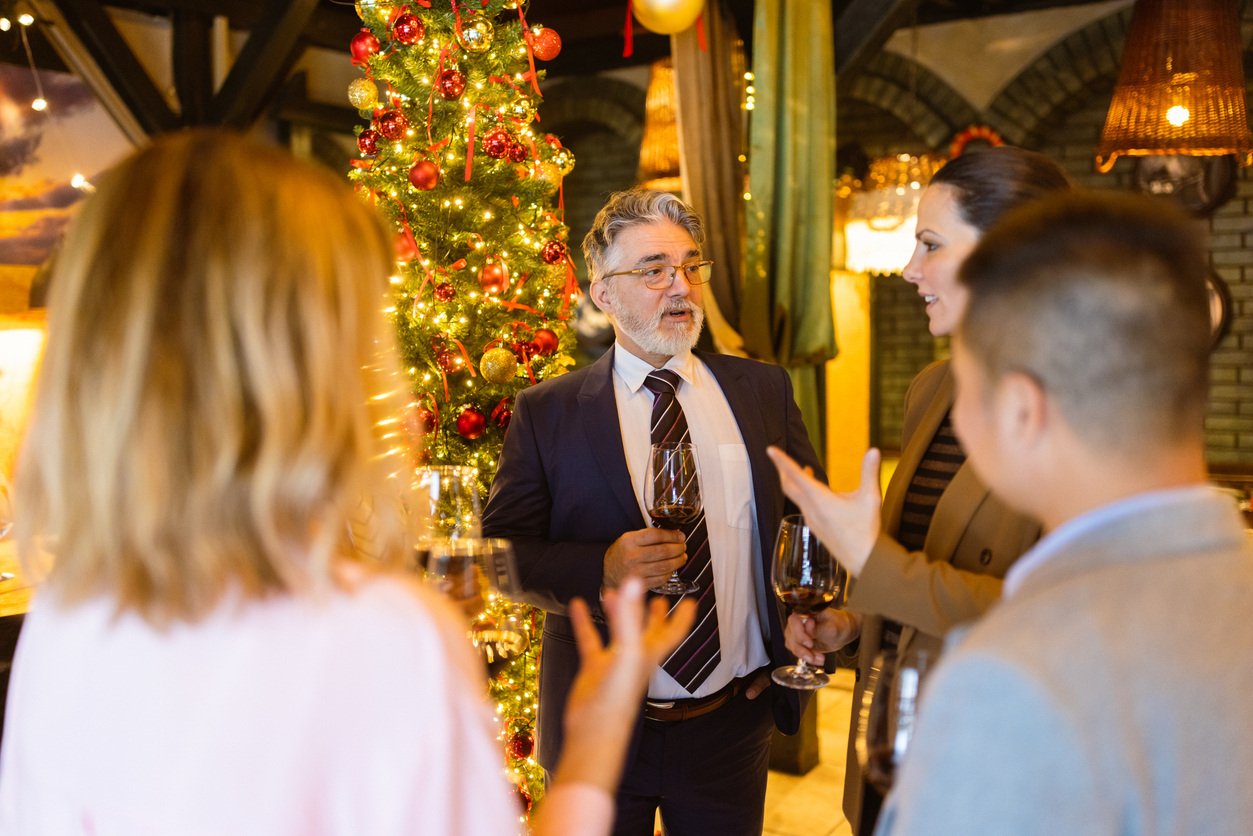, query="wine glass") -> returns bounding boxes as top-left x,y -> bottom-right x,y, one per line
644,441 -> 701,595
770,514 -> 846,689
412,465 -> 482,570
858,647 -> 935,792
426,537 -> 527,664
